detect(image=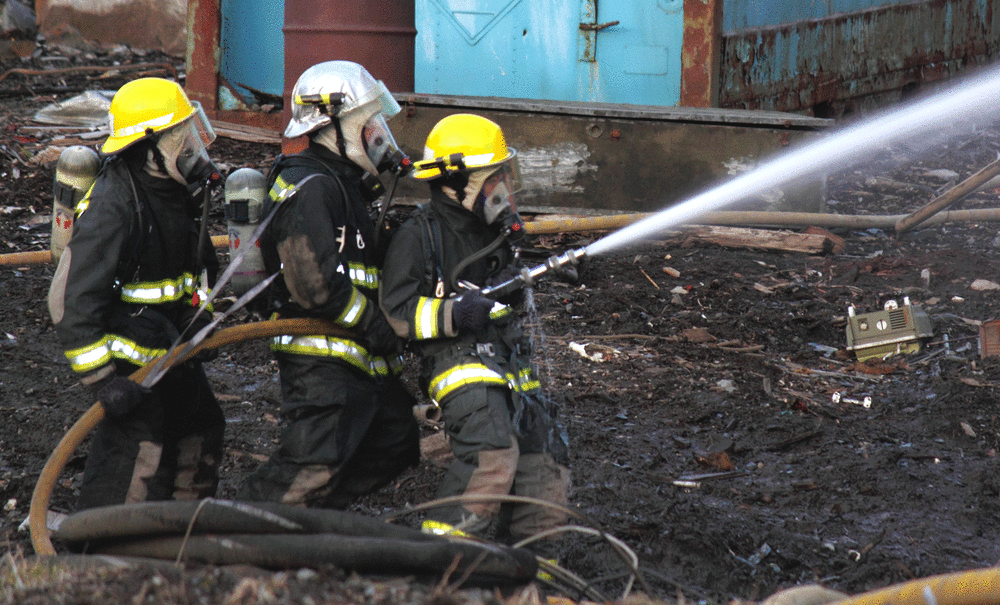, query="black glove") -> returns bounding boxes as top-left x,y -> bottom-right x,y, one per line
452,290 -> 494,332
360,305 -> 402,357
92,375 -> 151,419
